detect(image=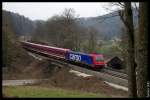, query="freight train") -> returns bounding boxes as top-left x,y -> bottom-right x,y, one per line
21,41 -> 105,69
